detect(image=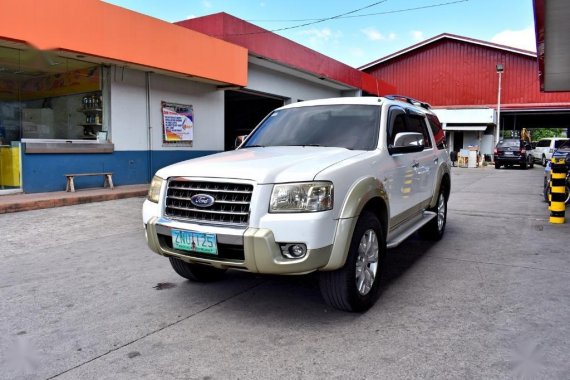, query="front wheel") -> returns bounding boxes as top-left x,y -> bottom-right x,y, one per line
495,163 -> 501,169
169,257 -> 226,282
419,184 -> 448,241
319,211 -> 385,312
